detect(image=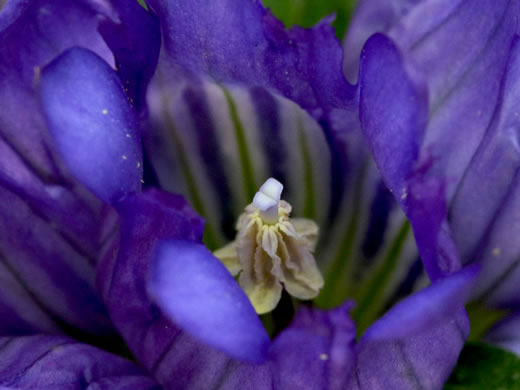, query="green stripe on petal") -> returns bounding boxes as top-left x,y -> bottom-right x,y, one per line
160,104 -> 220,248
315,159 -> 369,308
298,119 -> 316,221
352,219 -> 411,336
222,87 -> 259,202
